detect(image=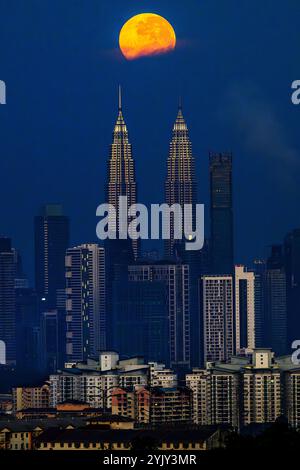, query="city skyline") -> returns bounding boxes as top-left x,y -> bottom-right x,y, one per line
1,2 -> 300,457
1,88 -> 299,284
1,1 -> 300,284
